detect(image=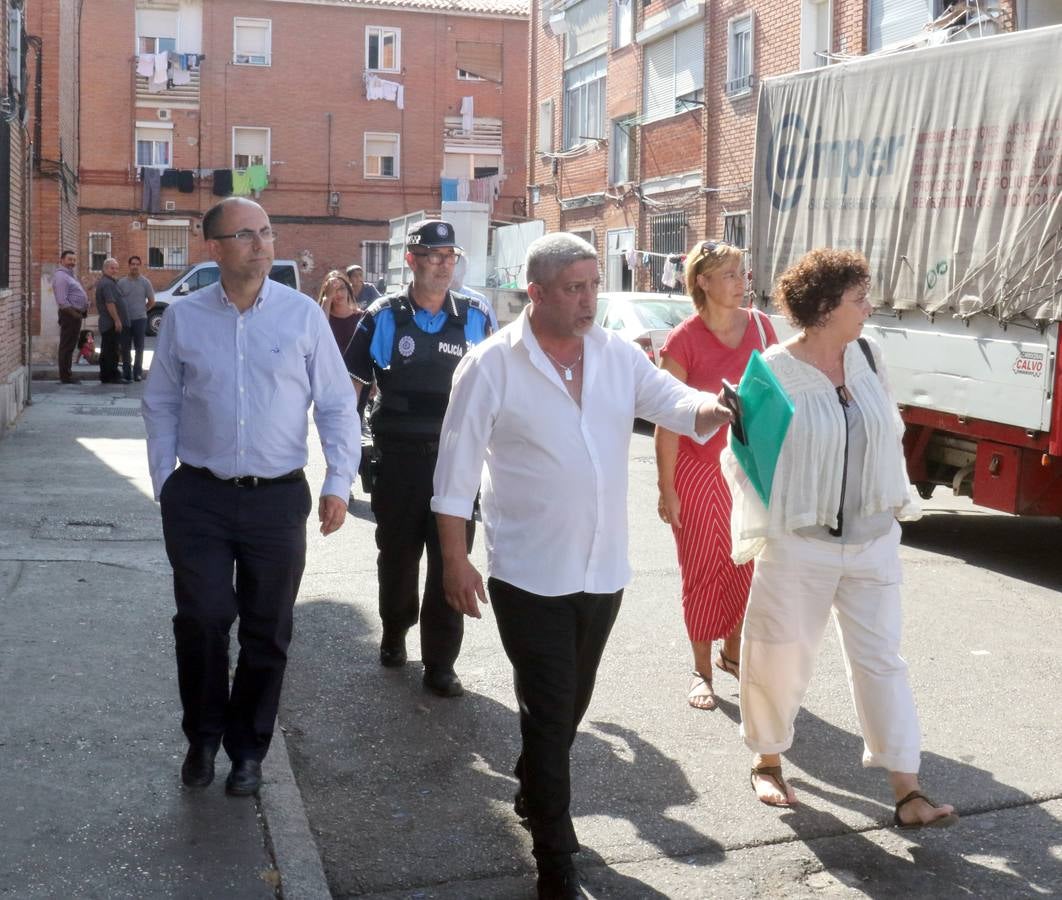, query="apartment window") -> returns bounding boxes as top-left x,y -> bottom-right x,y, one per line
612,0 -> 633,49
568,229 -> 595,249
232,127 -> 270,169
643,24 -> 703,121
609,118 -> 633,185
537,99 -> 554,154
455,42 -> 503,83
649,212 -> 687,290
800,0 -> 831,70
726,13 -> 754,96
457,69 -> 484,81
139,35 -> 176,54
8,4 -> 23,96
88,234 -> 112,273
723,212 -> 748,250
564,0 -> 608,60
442,153 -> 500,179
868,0 -> 936,51
366,26 -> 400,72
365,133 -> 399,178
233,17 -> 271,65
563,55 -> 606,149
135,126 -> 172,168
363,241 -> 388,287
147,221 -> 189,270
